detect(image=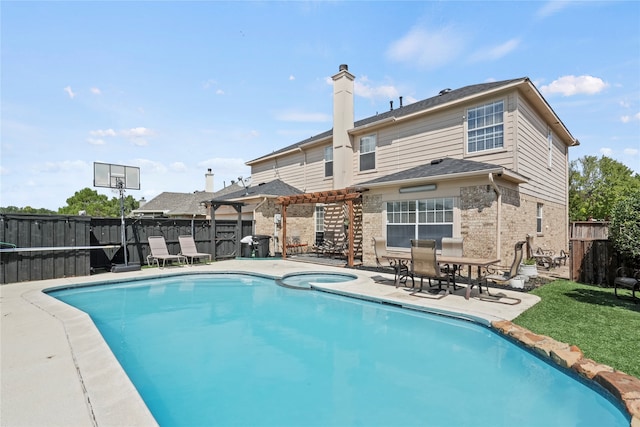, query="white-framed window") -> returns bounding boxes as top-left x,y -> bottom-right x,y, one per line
359,134 -> 376,171
547,130 -> 553,169
537,203 -> 543,234
386,198 -> 454,249
467,100 -> 504,153
324,146 -> 333,177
